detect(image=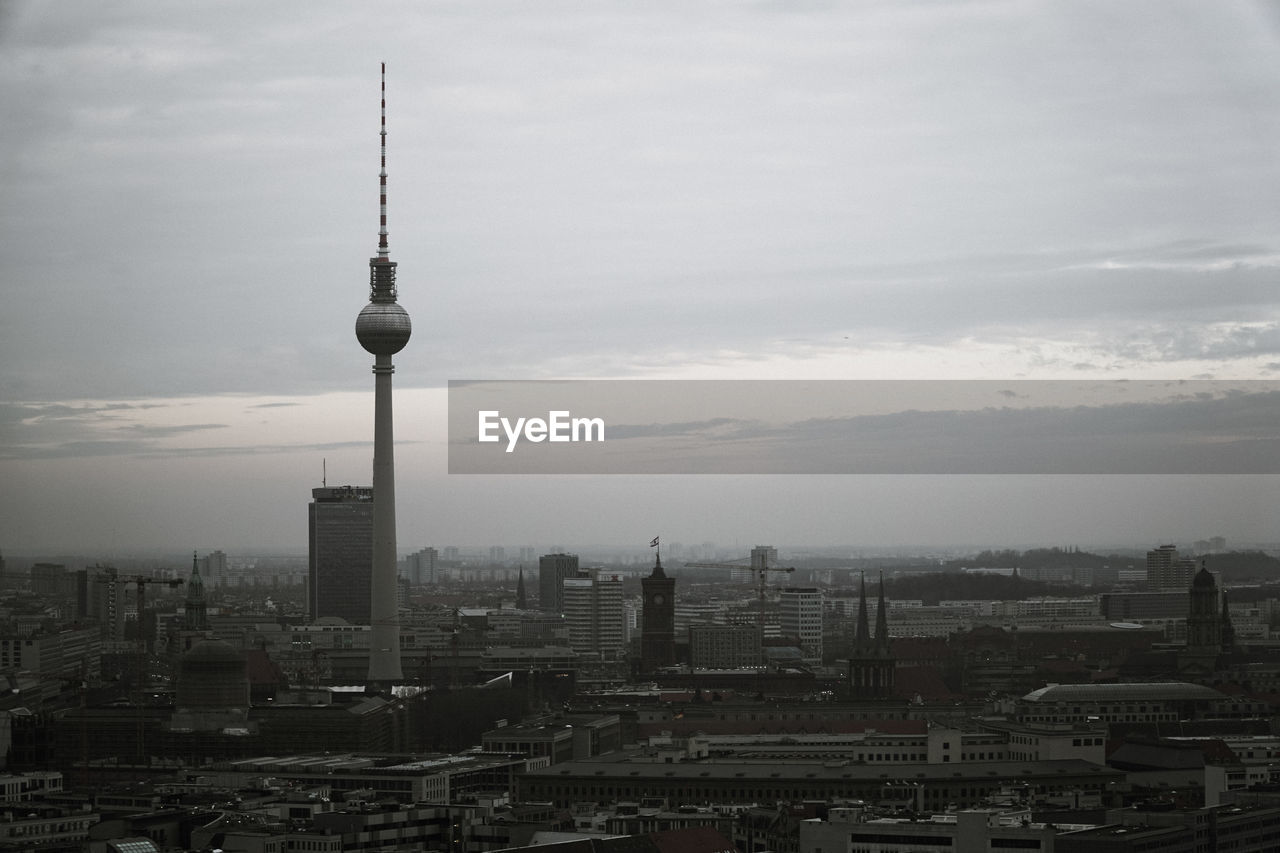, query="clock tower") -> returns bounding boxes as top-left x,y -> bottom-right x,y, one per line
639,550 -> 676,674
